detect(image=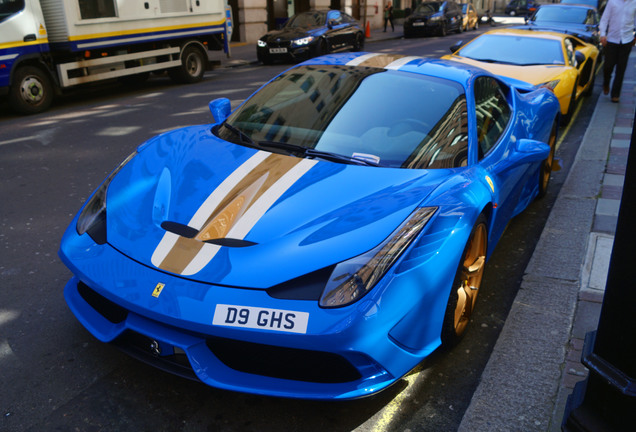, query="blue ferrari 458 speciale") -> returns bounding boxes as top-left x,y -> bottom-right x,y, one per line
59,52 -> 560,400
